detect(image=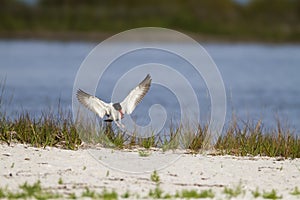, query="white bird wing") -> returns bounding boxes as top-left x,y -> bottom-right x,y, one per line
76,89 -> 110,118
121,74 -> 151,114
